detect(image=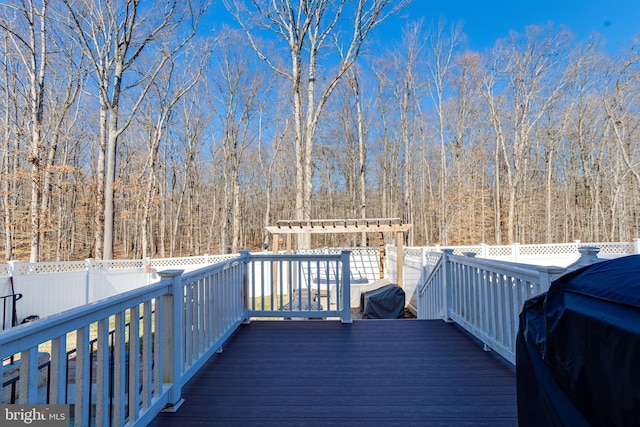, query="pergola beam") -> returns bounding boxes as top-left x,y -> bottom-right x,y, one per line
266,218 -> 411,235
